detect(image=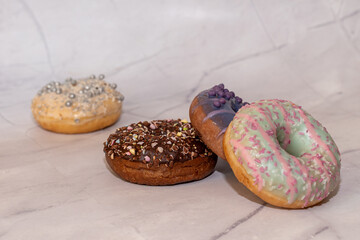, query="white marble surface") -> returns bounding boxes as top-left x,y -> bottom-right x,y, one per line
1,0 -> 360,239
